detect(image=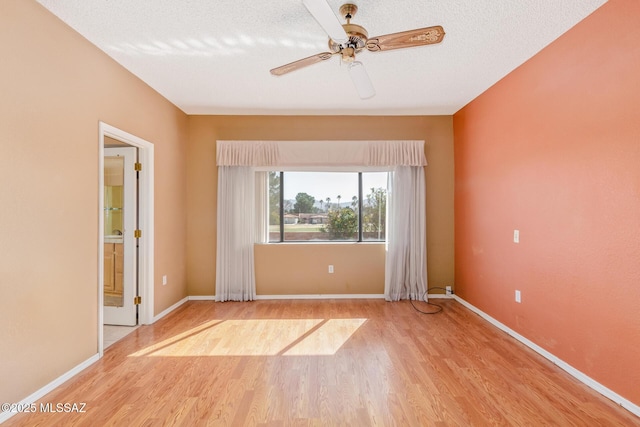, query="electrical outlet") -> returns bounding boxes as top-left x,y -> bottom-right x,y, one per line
328,265 -> 334,274
162,275 -> 167,286
515,290 -> 521,303
446,286 -> 452,296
